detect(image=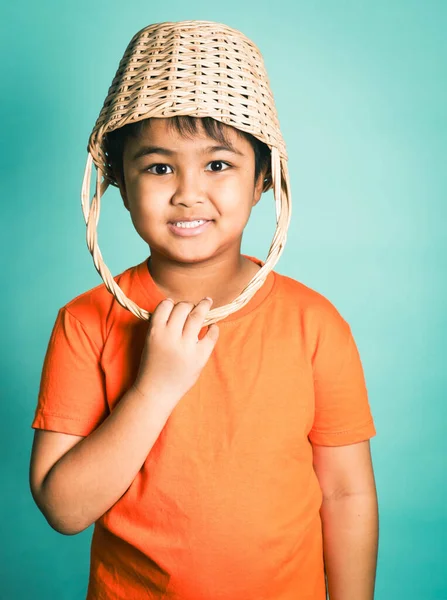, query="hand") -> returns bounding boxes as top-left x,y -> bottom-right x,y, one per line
132,297 -> 219,411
